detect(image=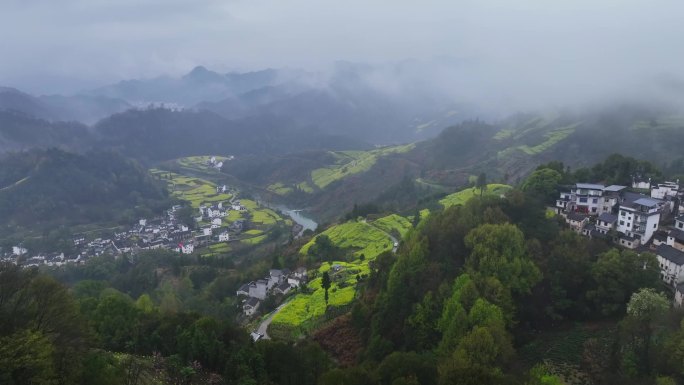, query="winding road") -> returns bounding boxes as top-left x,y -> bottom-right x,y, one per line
256,303 -> 287,339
